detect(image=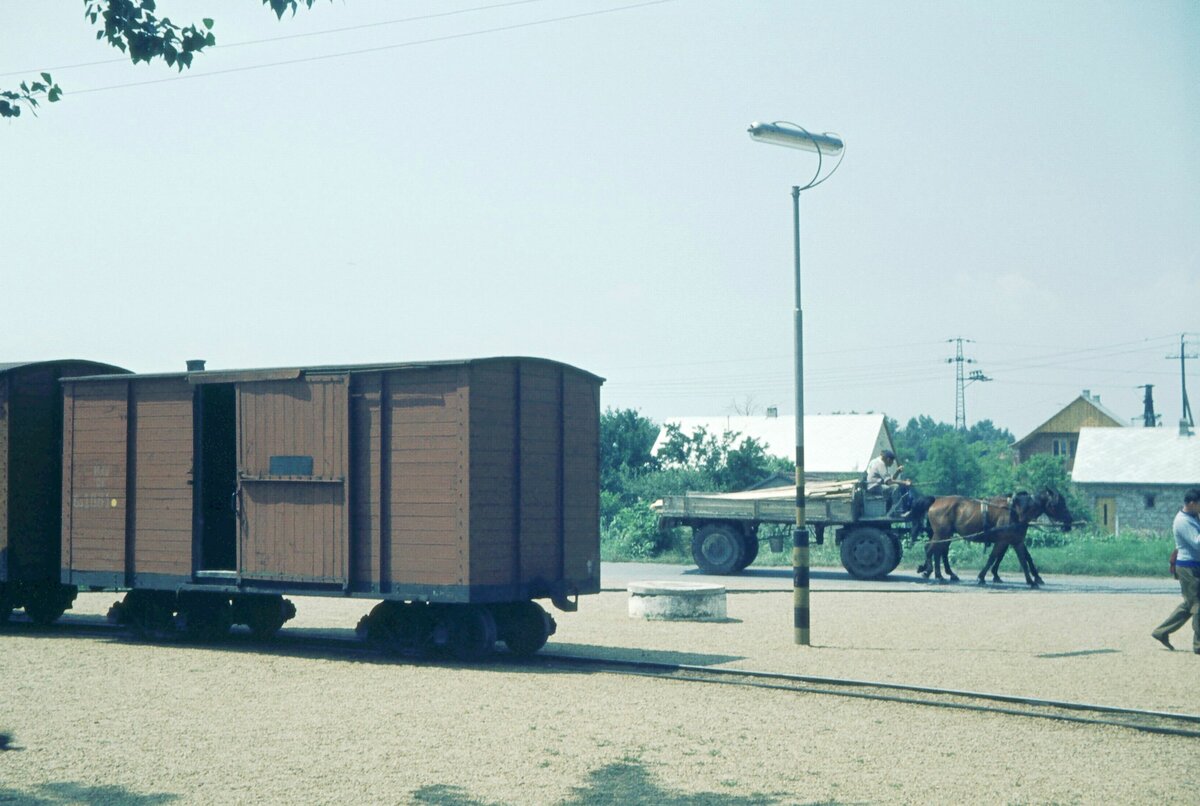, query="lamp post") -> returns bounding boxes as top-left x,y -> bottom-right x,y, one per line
748,121 -> 844,646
